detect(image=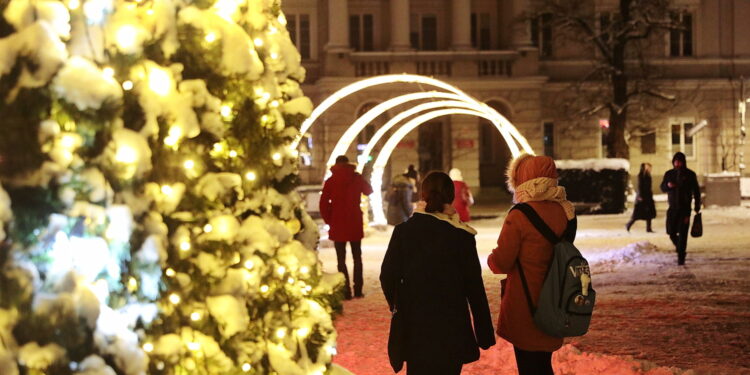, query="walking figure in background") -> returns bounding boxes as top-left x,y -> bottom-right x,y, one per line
320,155 -> 374,299
487,154 -> 577,375
404,164 -> 419,204
660,152 -> 701,265
381,171 -> 495,374
626,163 -> 656,233
449,168 -> 474,222
386,173 -> 414,225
